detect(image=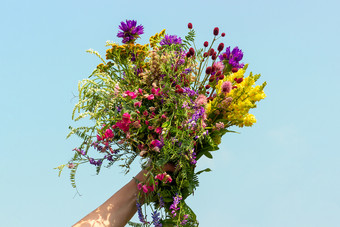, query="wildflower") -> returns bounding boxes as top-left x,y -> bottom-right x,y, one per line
221,32 -> 226,37
67,163 -> 75,169
117,20 -> 144,44
188,22 -> 193,29
189,47 -> 195,56
170,194 -> 182,217
136,202 -> 148,224
147,94 -> 155,100
195,94 -> 207,106
155,127 -> 163,134
213,27 -> 219,36
181,214 -> 189,225
204,41 -> 209,47
160,35 -> 182,46
134,101 -> 142,108
142,185 -> 149,193
215,122 -> 225,130
221,81 -> 232,93
152,210 -> 162,227
218,43 -> 224,52
205,67 -> 212,75
104,128 -> 114,138
219,46 -> 244,70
